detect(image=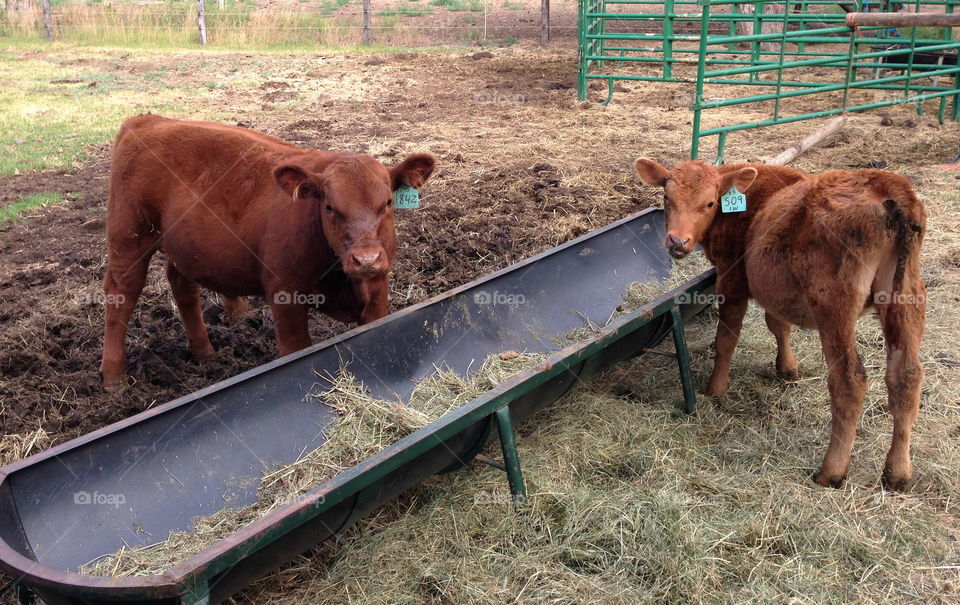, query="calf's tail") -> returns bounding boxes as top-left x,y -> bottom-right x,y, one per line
879,185 -> 926,349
